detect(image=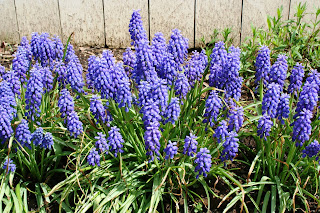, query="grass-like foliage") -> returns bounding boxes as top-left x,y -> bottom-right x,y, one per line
0,4 -> 320,213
